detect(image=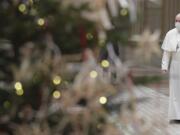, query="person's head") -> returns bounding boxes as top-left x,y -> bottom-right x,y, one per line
175,13 -> 180,31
